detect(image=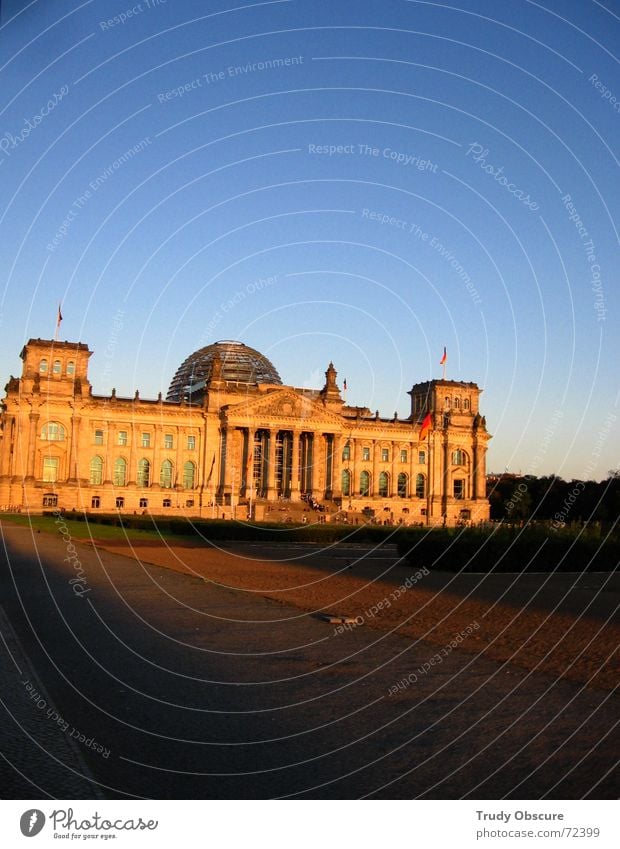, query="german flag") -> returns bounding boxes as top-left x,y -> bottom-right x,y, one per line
419,412 -> 432,442
439,346 -> 447,366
